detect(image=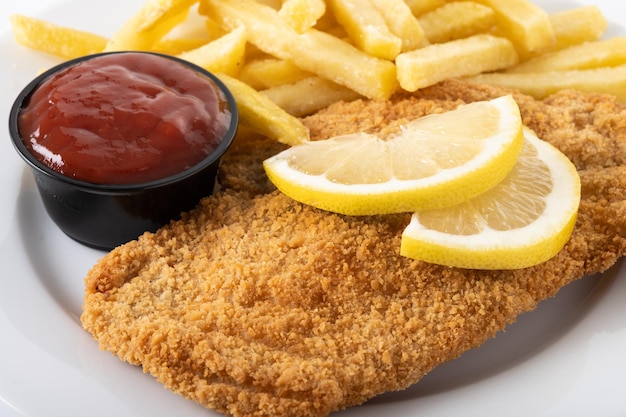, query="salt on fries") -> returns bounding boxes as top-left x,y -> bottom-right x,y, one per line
327,0 -> 403,60
218,73 -> 310,146
417,2 -> 496,44
9,0 -> 623,145
278,0 -> 326,33
10,14 -> 107,59
396,33 -> 518,91
104,0 -> 198,51
202,0 -> 399,100
468,65 -> 626,102
476,0 -> 555,55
